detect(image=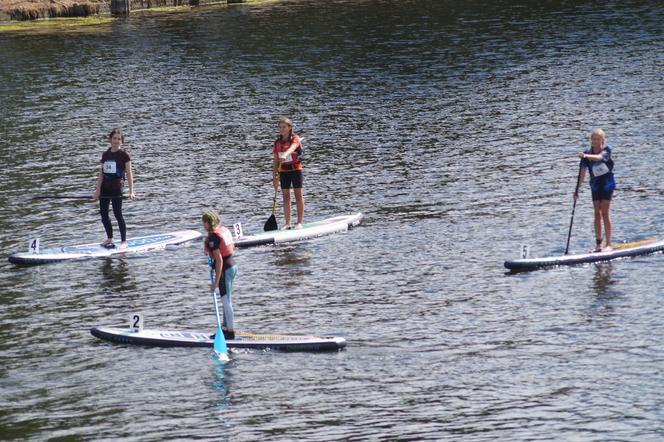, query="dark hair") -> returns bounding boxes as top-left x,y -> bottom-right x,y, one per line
278,117 -> 294,141
108,128 -> 124,144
